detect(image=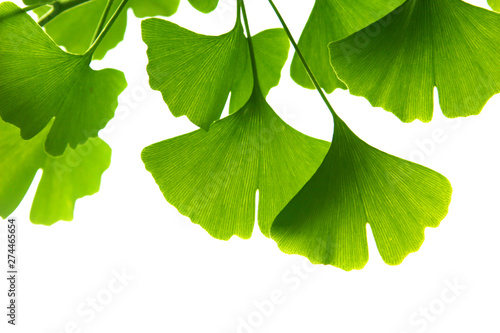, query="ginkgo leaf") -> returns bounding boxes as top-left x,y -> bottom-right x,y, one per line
23,0 -> 180,60
142,17 -> 289,129
270,114 -> 452,271
329,0 -> 500,122
229,28 -> 290,113
290,0 -> 404,93
489,0 -> 500,11
143,17 -> 246,130
188,0 -> 219,13
142,88 -> 329,240
0,119 -> 111,226
27,0 -> 128,60
0,2 -> 127,156
129,0 -> 180,17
